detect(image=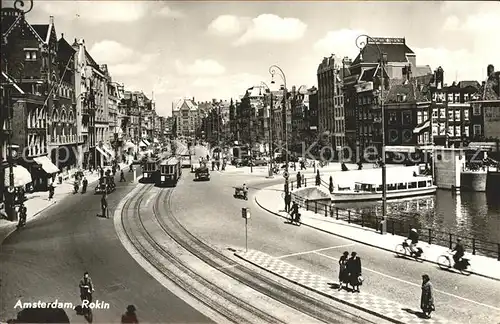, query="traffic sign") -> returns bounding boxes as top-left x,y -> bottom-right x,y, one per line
241,207 -> 250,219
283,171 -> 289,179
